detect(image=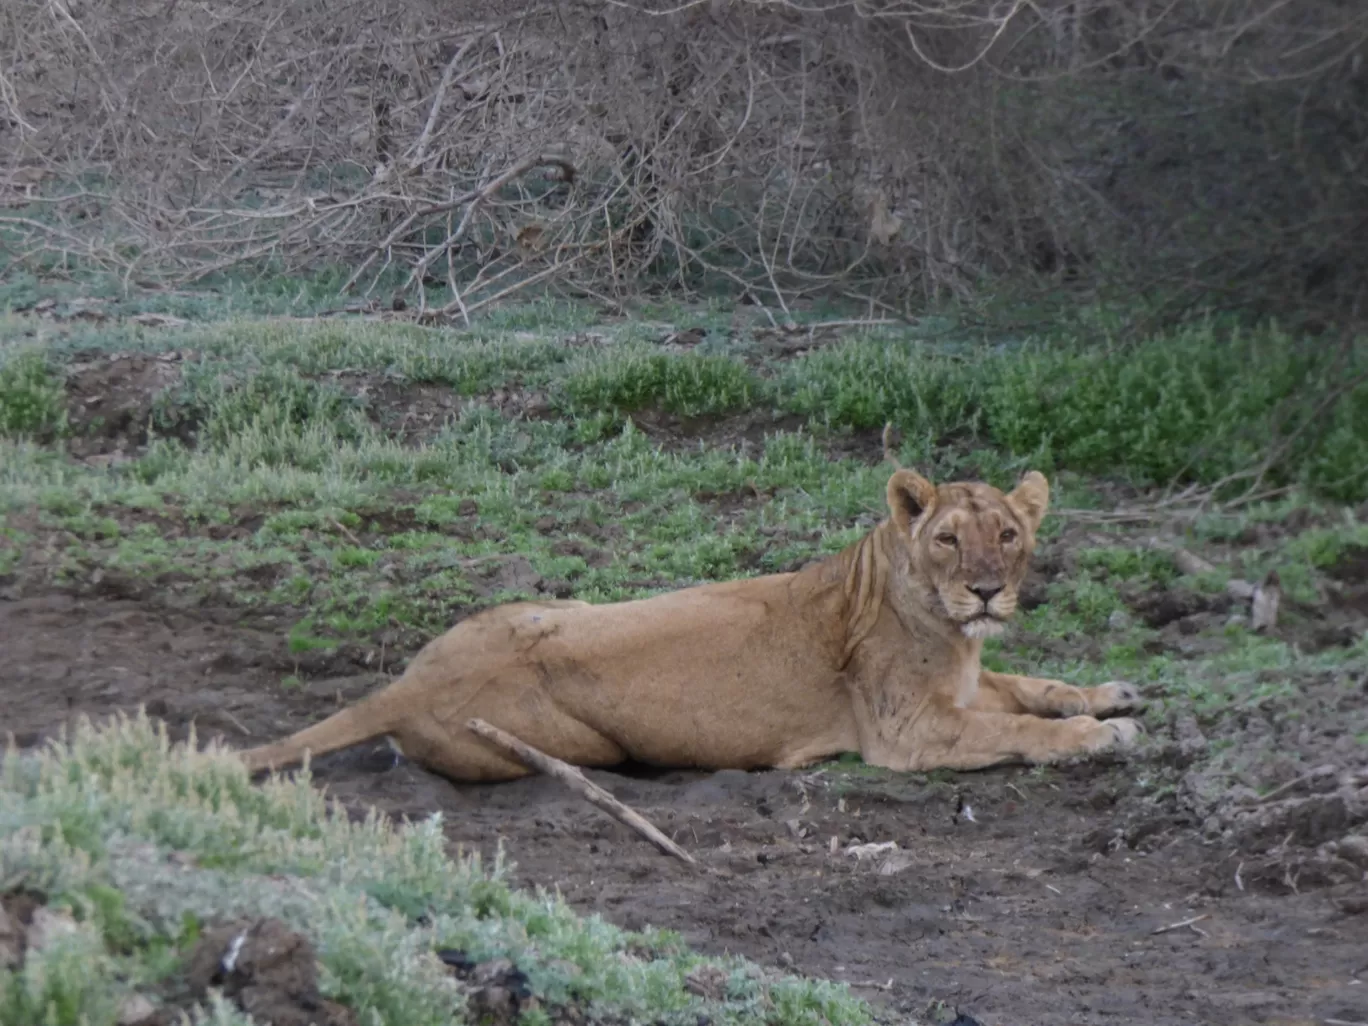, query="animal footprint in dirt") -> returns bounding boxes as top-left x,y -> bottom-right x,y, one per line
1091,680 -> 1145,717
